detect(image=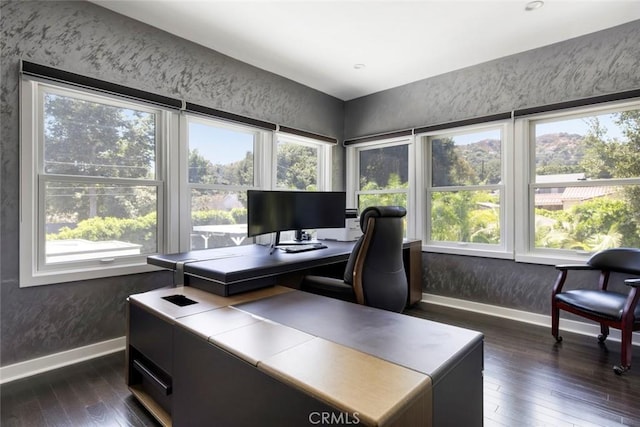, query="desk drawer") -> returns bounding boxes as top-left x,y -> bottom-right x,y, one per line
129,303 -> 173,375
132,358 -> 172,415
